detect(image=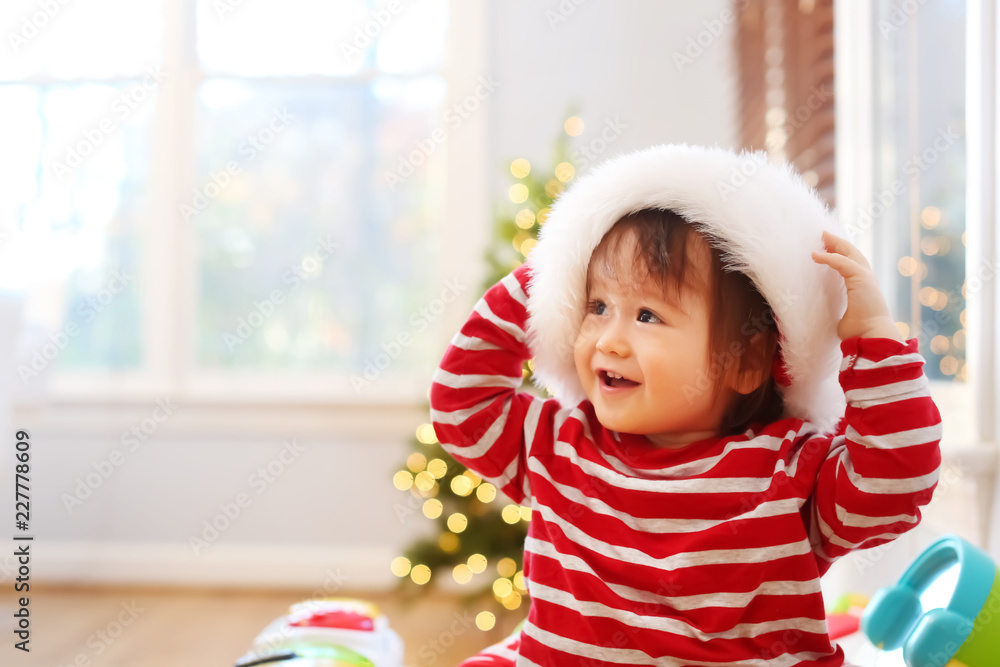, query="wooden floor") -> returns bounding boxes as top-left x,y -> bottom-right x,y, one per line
2,586 -> 525,667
